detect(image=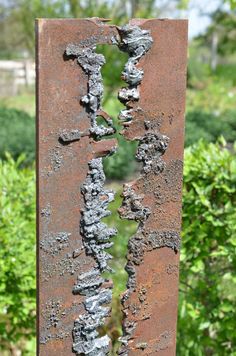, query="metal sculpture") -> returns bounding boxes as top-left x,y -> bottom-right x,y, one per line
36,18 -> 188,355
